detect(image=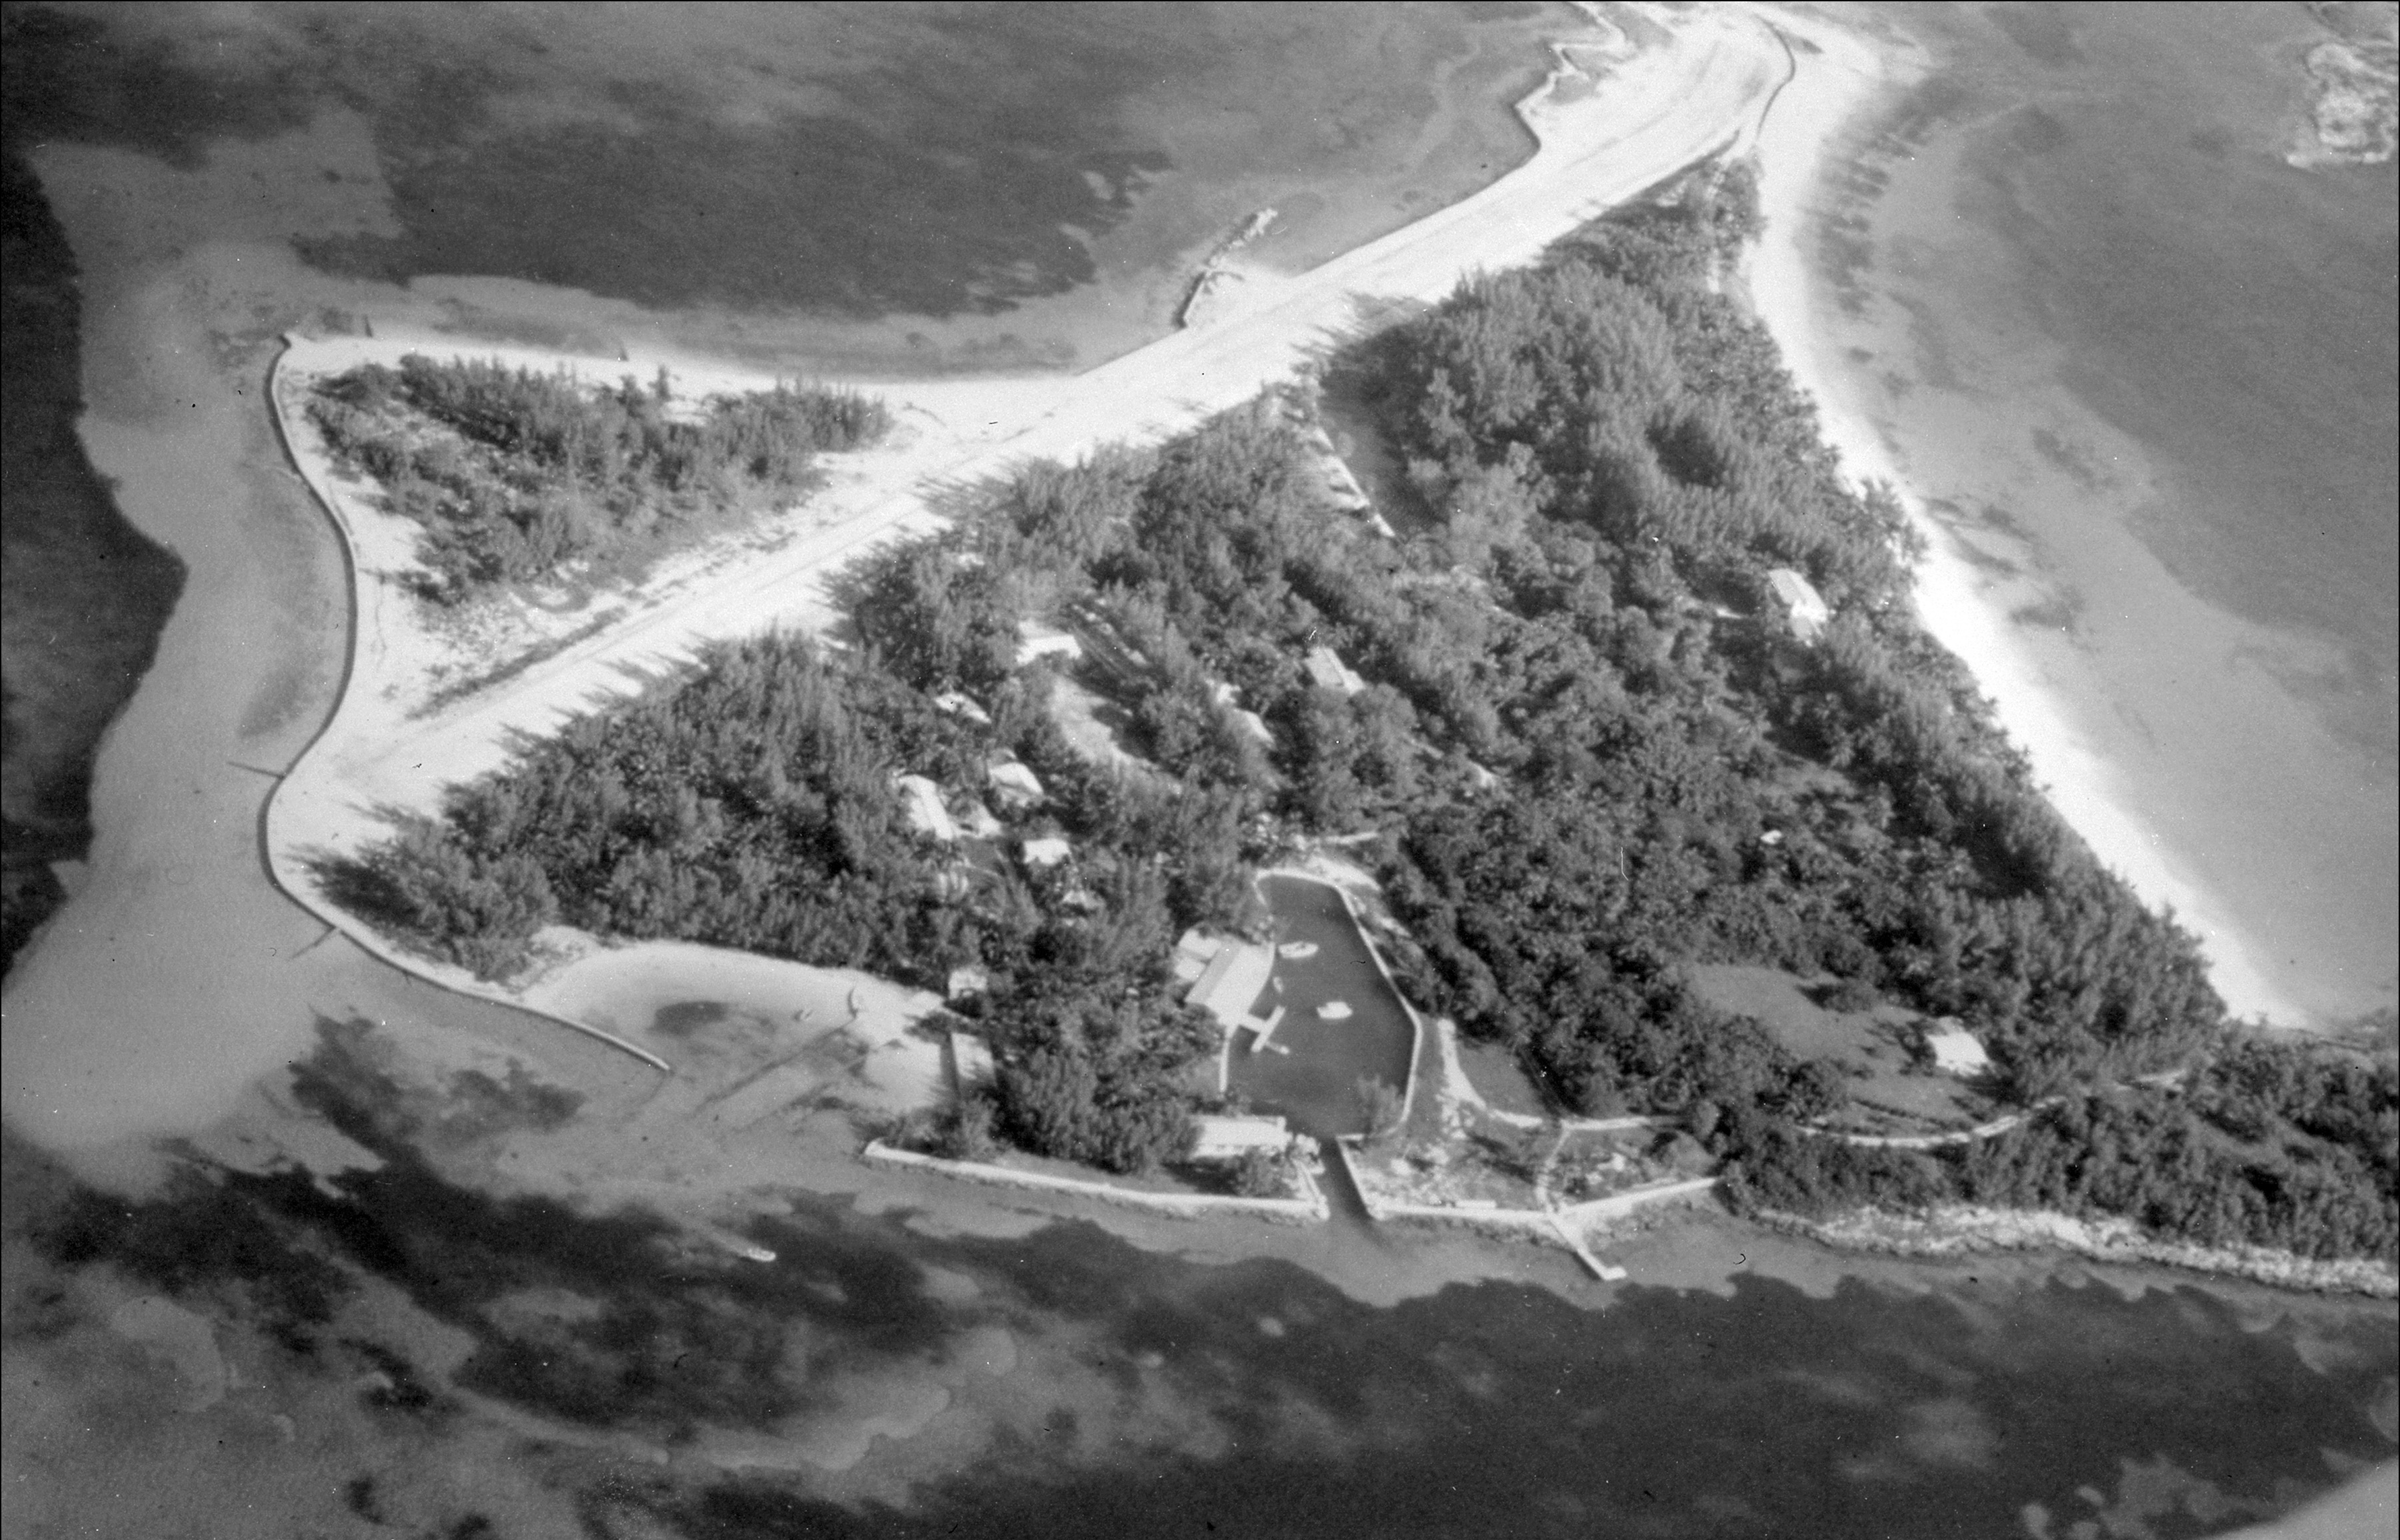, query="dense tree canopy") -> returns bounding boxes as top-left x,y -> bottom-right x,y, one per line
310,355 -> 889,600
